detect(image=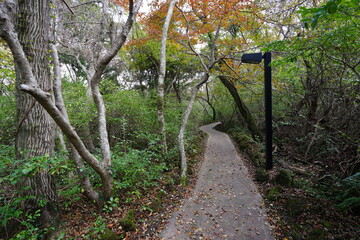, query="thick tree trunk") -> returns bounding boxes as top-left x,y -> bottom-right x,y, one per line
219,76 -> 262,141
157,0 -> 177,155
178,73 -> 209,185
11,0 -> 58,235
